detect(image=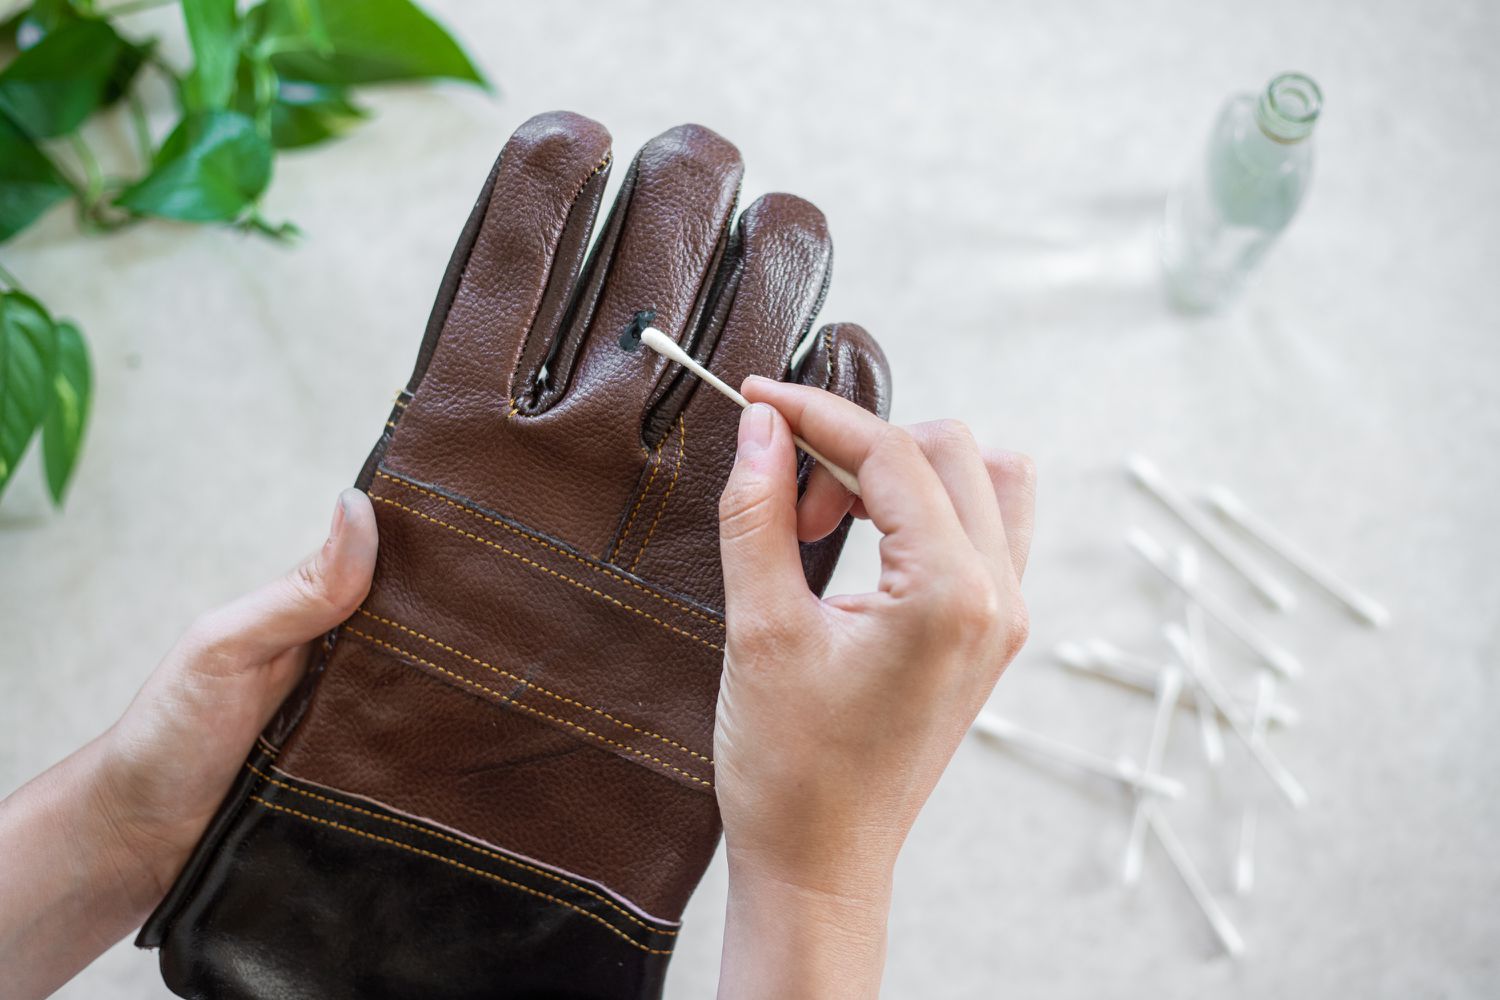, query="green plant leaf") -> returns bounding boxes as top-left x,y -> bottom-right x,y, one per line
0,290 -> 57,500
0,17 -> 127,137
182,0 -> 240,110
41,318 -> 89,504
267,0 -> 485,87
0,112 -> 71,241
249,0 -> 331,54
270,78 -> 365,148
115,110 -> 274,222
